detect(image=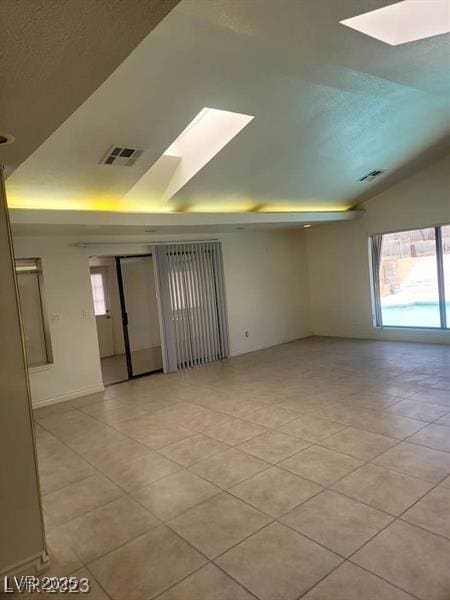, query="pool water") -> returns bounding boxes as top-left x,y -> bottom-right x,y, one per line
381,302 -> 450,328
